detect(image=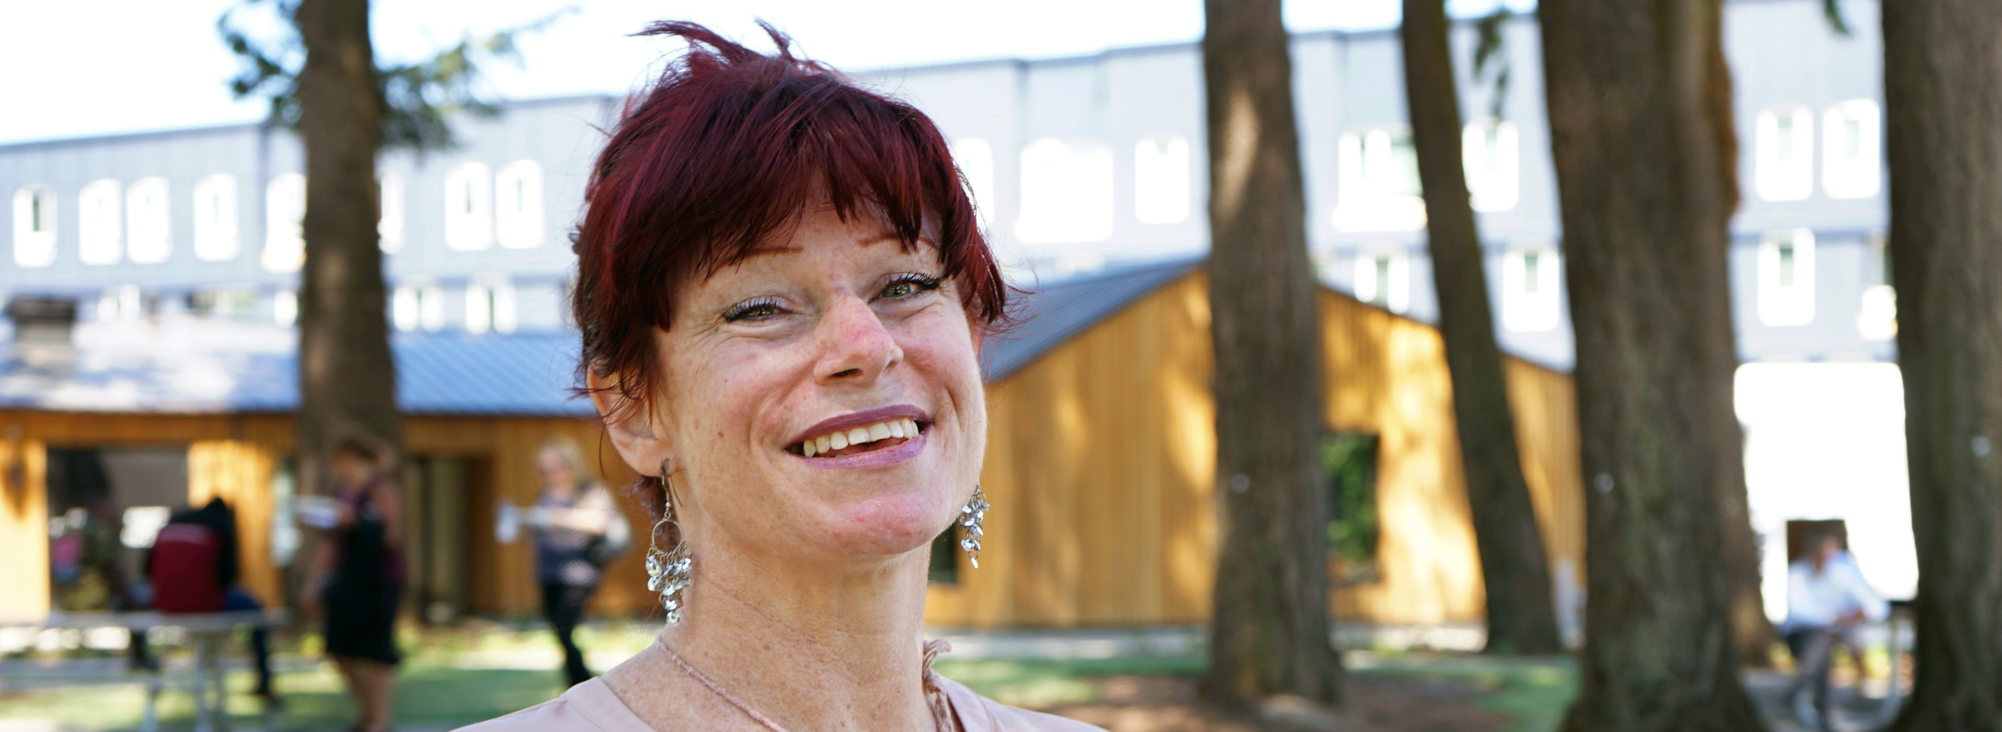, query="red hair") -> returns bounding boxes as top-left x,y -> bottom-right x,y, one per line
572,21 -> 1009,520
